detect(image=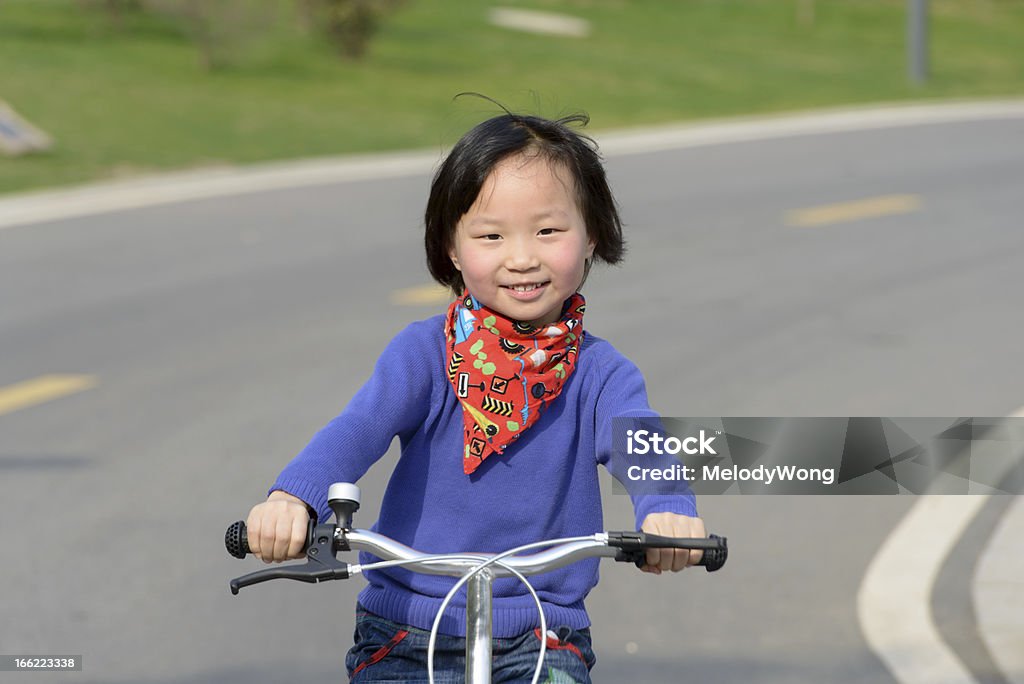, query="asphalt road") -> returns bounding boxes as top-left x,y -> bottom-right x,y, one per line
1,113 -> 1021,683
